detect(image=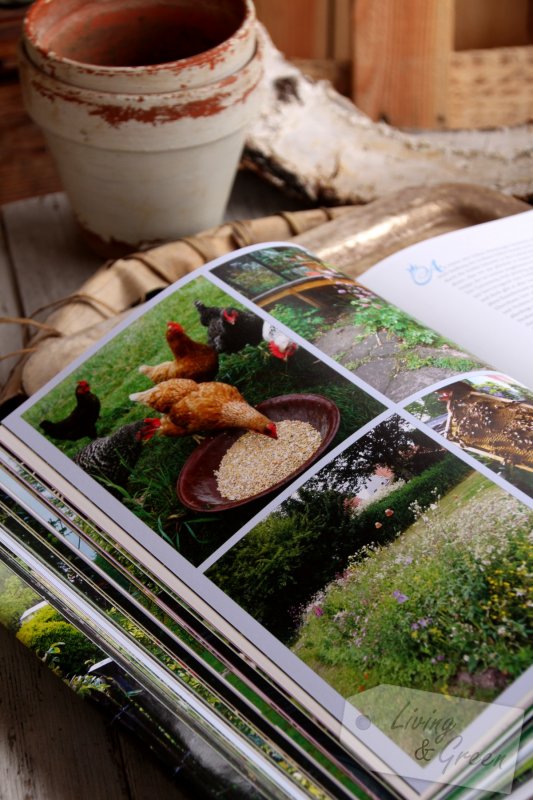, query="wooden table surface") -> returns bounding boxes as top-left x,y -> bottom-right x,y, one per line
0,175 -> 307,800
